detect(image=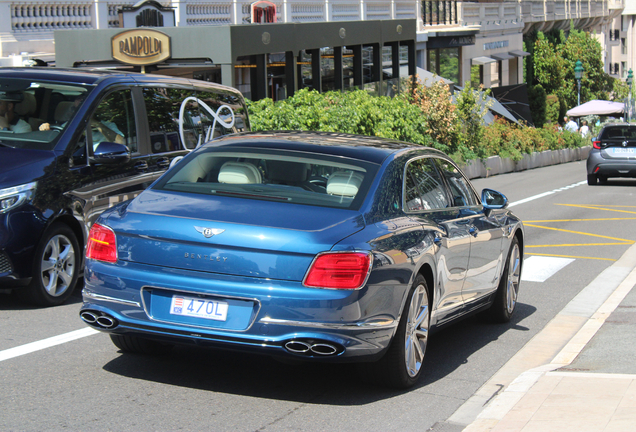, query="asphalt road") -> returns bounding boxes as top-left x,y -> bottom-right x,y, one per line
1,159 -> 635,432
